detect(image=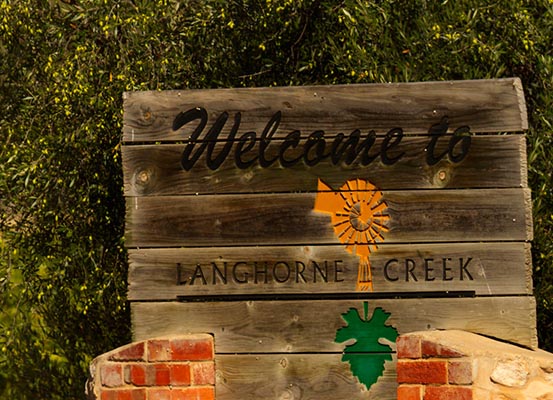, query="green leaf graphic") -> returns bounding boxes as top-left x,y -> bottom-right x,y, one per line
335,302 -> 398,390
